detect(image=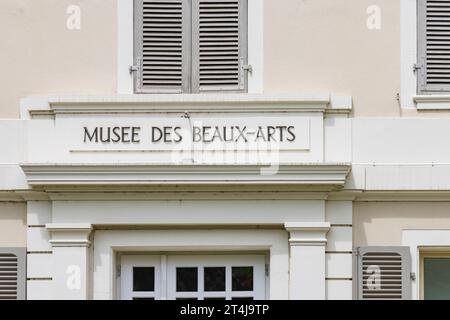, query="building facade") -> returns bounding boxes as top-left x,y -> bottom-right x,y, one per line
1,0 -> 450,300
